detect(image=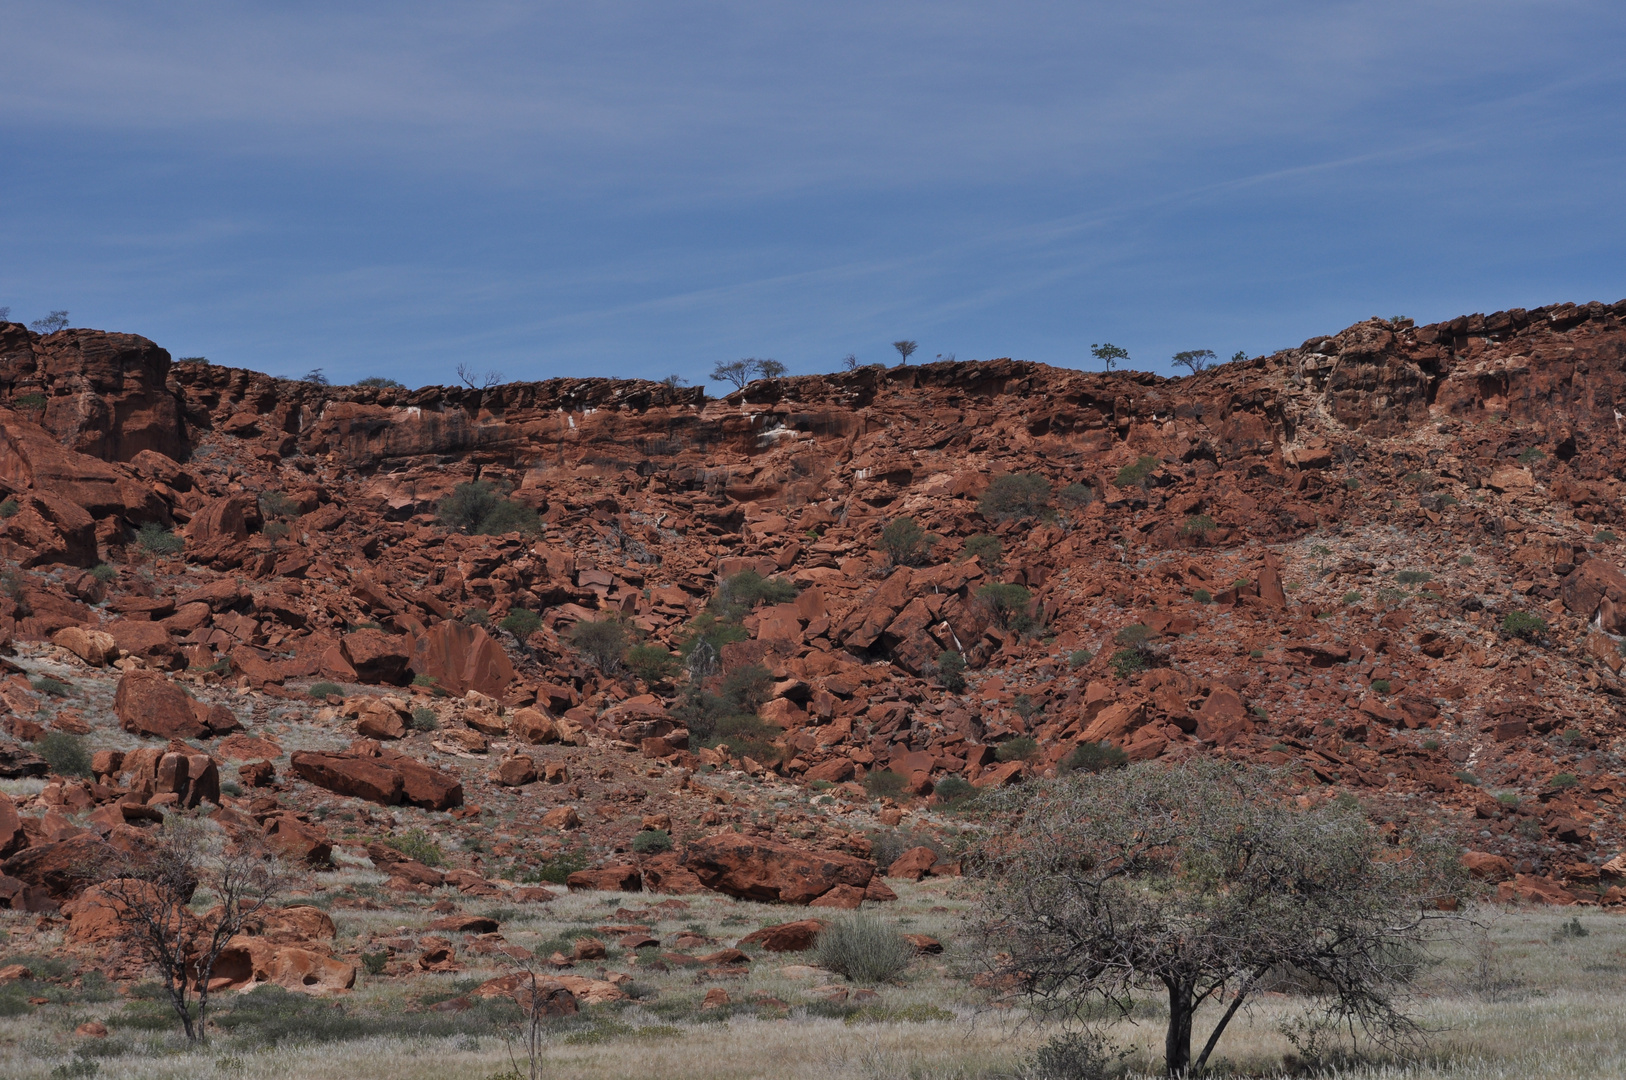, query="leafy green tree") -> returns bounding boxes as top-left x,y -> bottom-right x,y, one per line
1090,342 -> 1128,371
892,340 -> 917,365
752,358 -> 786,379
937,650 -> 966,692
